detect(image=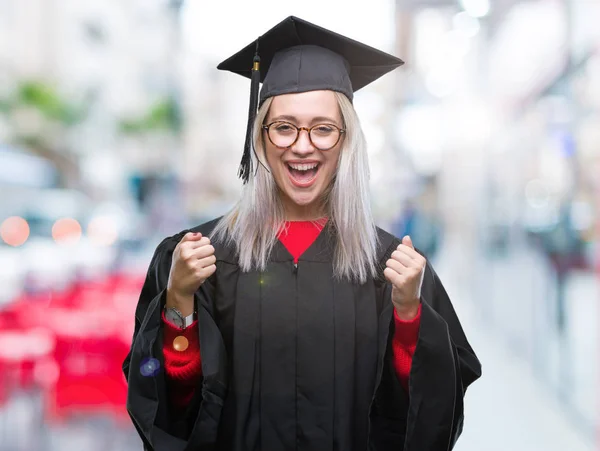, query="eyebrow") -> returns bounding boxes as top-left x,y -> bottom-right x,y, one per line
269,115 -> 341,126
